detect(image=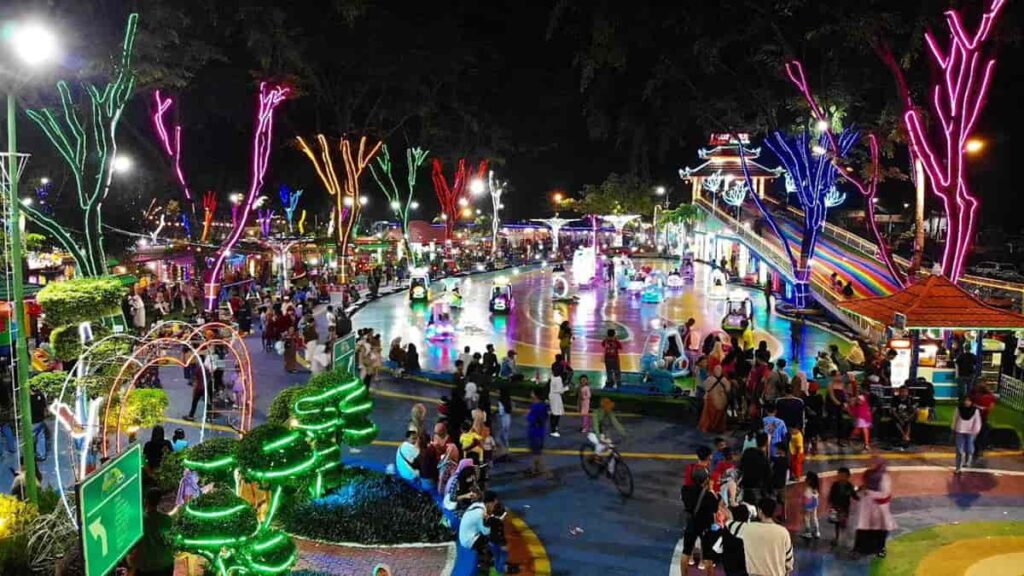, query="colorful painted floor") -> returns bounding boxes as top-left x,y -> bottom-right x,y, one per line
356,261 -> 850,384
